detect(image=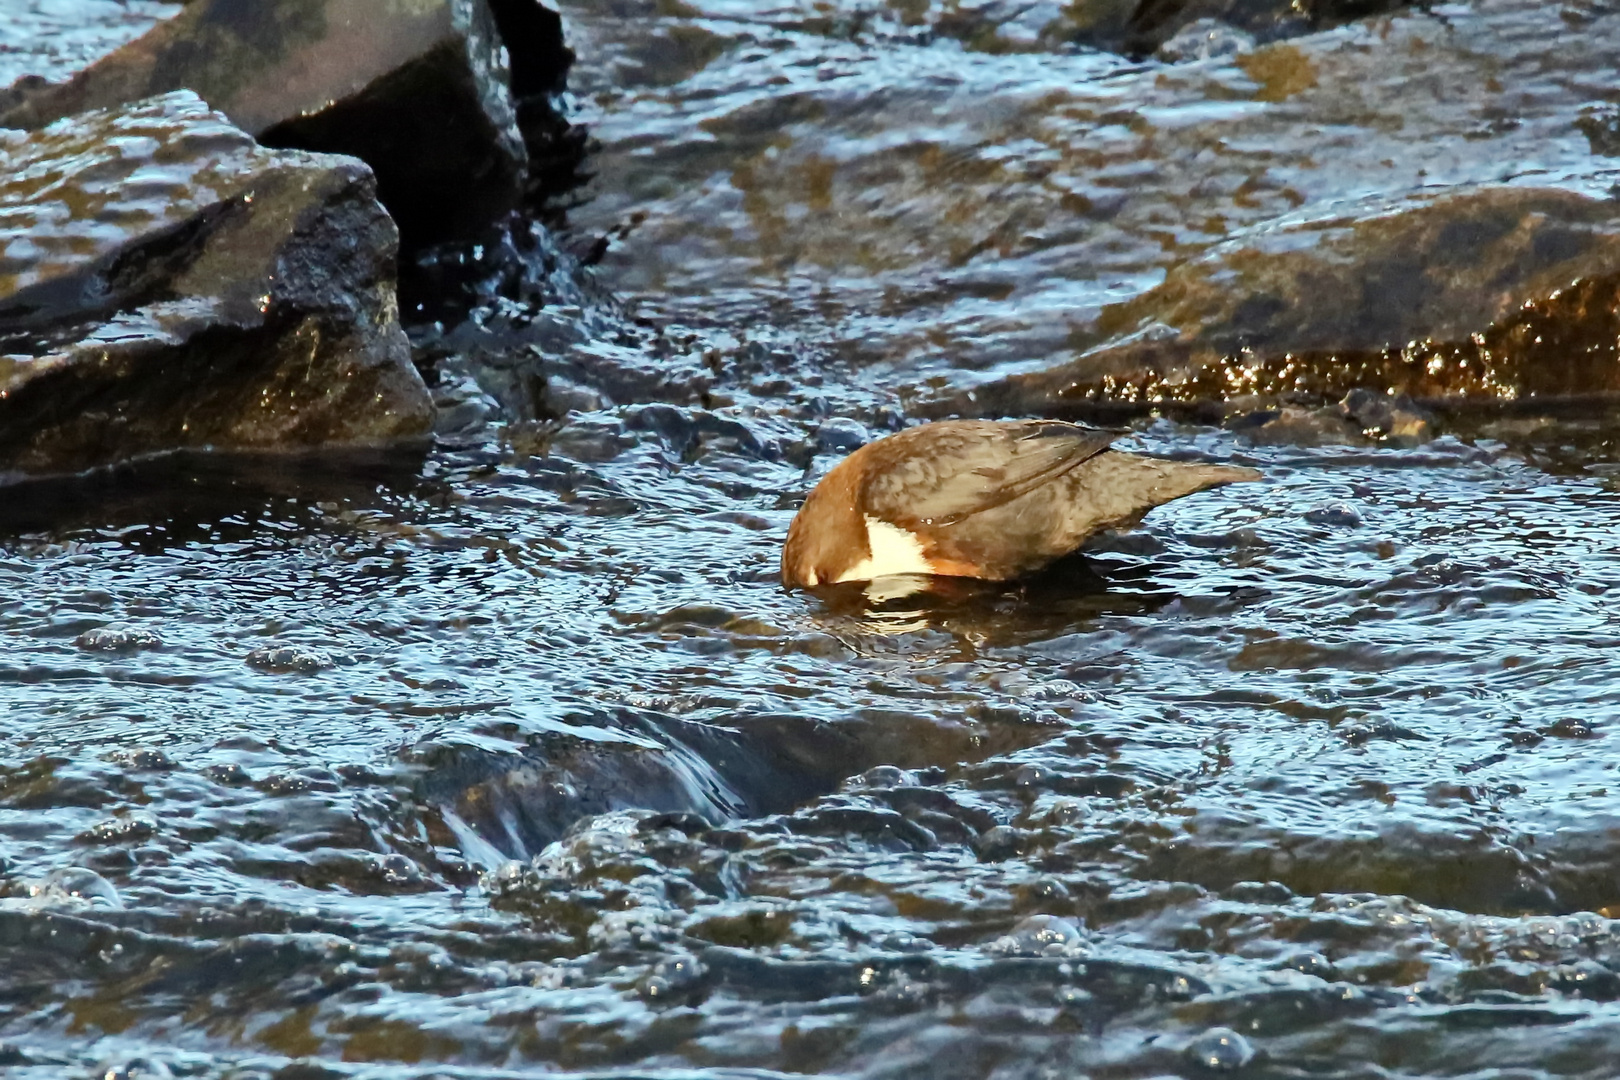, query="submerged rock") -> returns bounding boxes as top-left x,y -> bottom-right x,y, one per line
418,733 -> 747,861
0,91 -> 432,478
0,0 -> 578,249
